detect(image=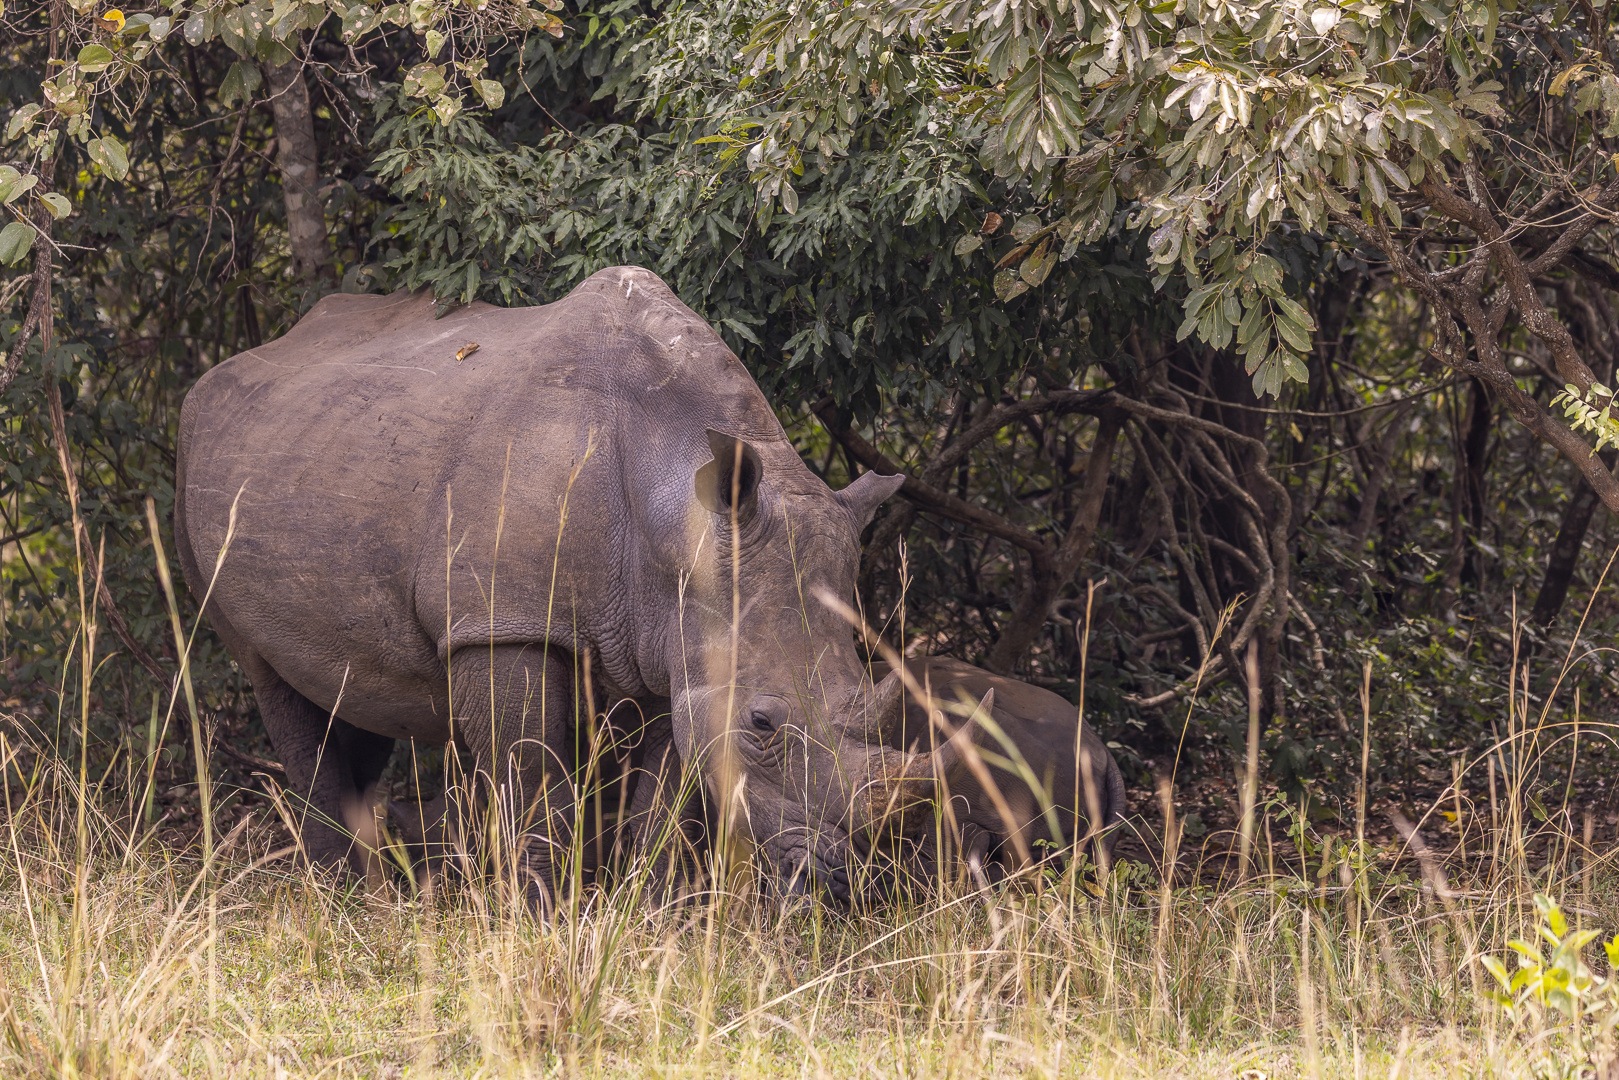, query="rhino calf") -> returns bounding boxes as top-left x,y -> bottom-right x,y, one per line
619,657 -> 1130,897
864,657 -> 1127,886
